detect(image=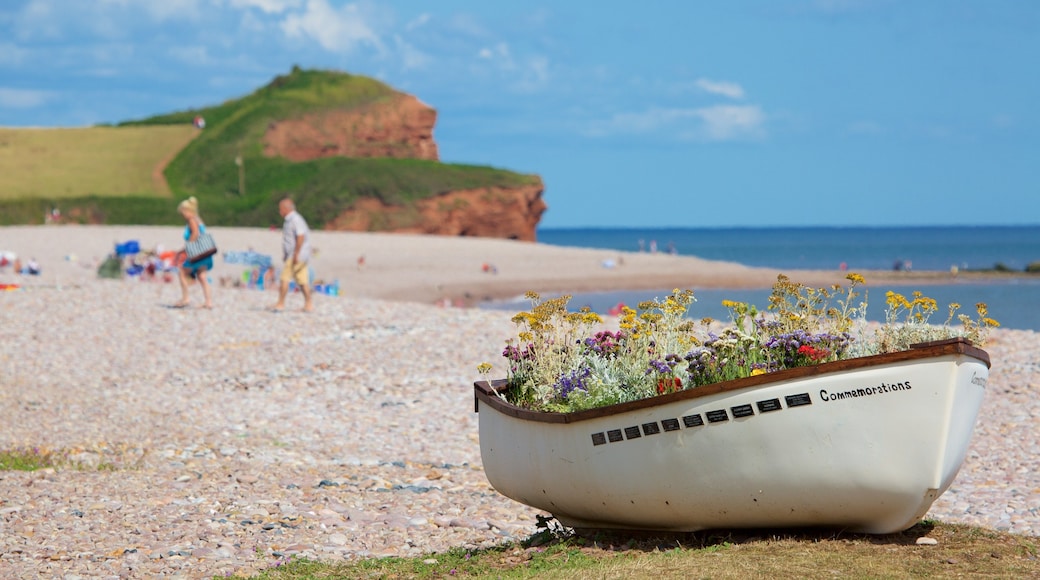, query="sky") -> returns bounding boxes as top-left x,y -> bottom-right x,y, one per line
1,0 -> 1037,228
